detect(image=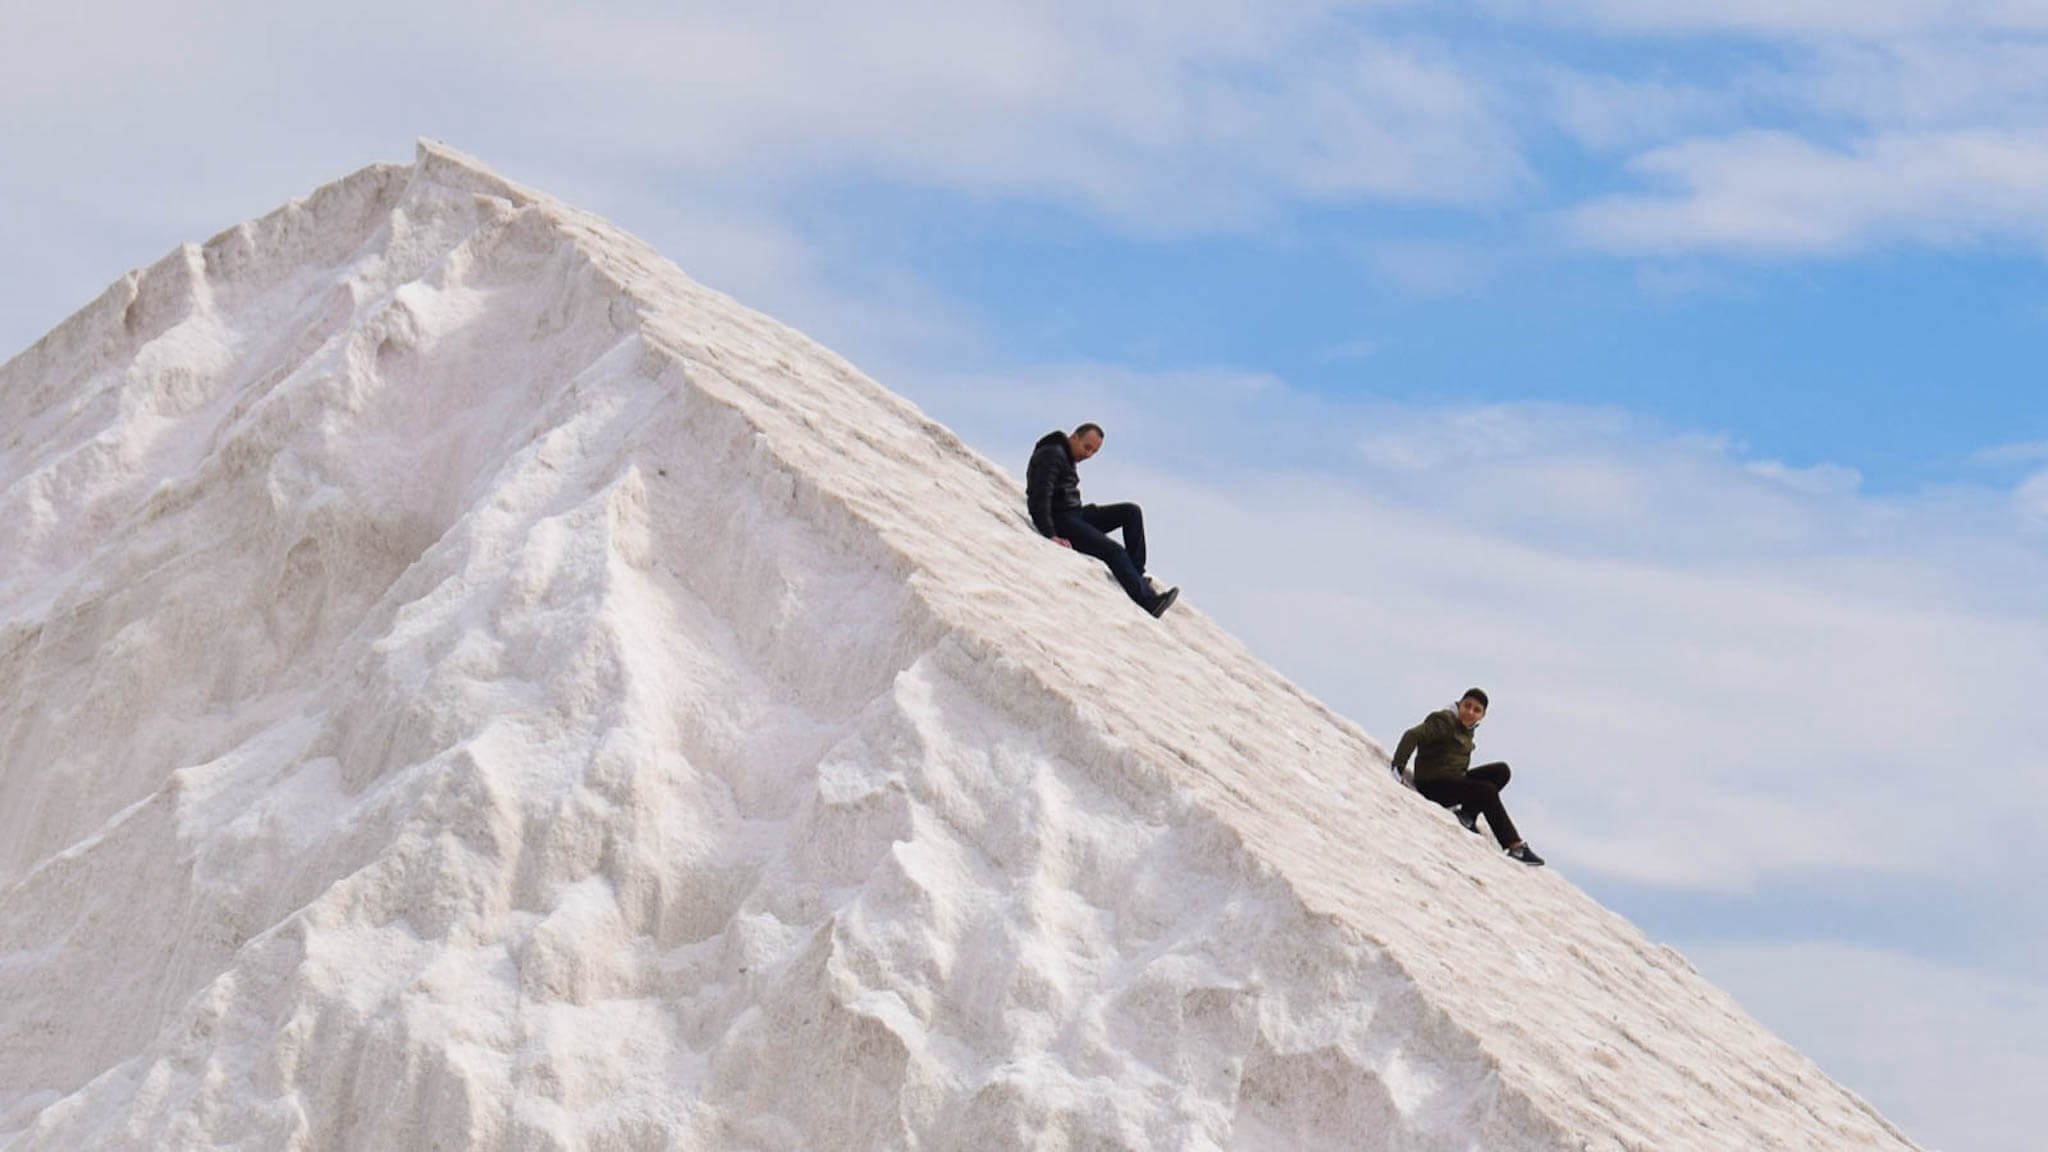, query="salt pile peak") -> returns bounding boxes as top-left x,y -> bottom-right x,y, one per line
0,142 -> 1917,1151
